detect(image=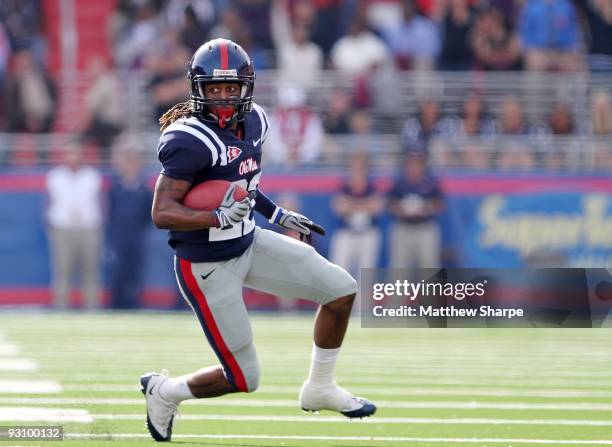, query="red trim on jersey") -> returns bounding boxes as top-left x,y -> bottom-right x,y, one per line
219,41 -> 229,70
178,258 -> 248,392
